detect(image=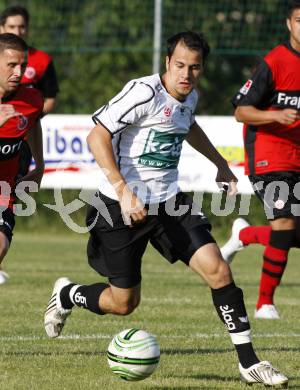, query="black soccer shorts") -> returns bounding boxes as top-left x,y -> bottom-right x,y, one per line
249,171 -> 300,220
0,207 -> 15,243
86,191 -> 215,288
